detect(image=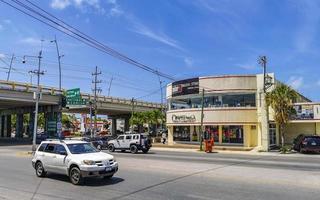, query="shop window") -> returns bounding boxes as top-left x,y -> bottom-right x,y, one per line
269,124 -> 276,146
173,126 -> 190,141
222,126 -> 243,144
205,126 -> 219,142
